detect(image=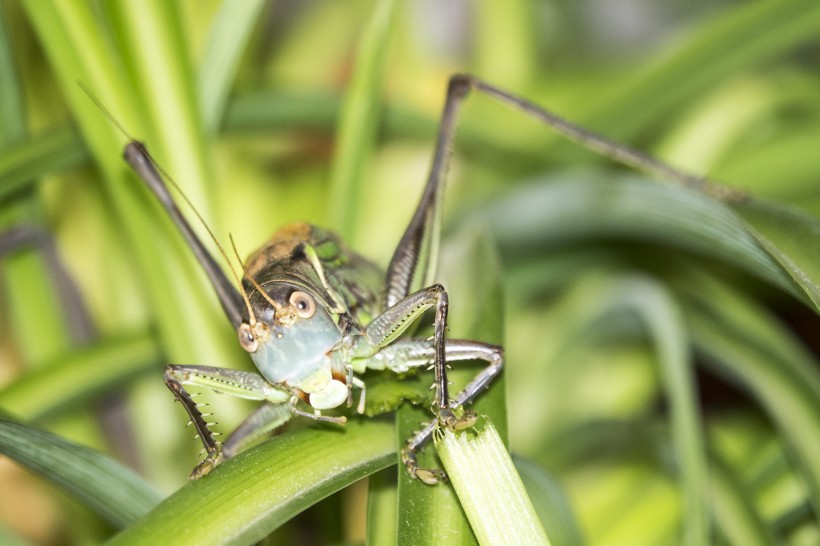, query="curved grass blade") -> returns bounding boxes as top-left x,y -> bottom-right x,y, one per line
685,281 -> 820,519
476,174 -> 808,304
0,331 -> 158,421
198,0 -> 267,135
583,0 -> 820,143
733,199 -> 820,312
551,274 -> 708,545
614,278 -> 708,546
709,453 -> 780,546
0,129 -> 88,202
328,0 -> 396,241
0,418 -> 162,528
108,419 -> 394,546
